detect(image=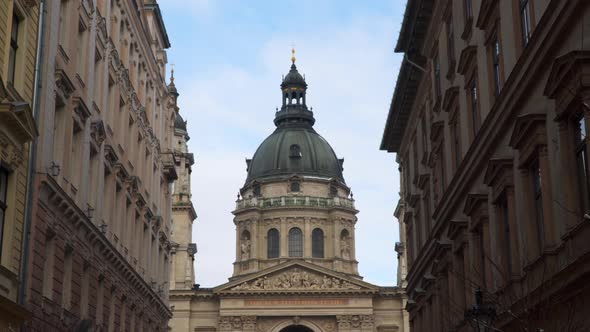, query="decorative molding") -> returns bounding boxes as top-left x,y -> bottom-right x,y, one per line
55,69 -> 75,103
457,45 -> 477,76
508,113 -> 547,167
90,120 -> 106,152
442,86 -> 459,112
544,51 -> 590,118
337,315 -> 374,329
